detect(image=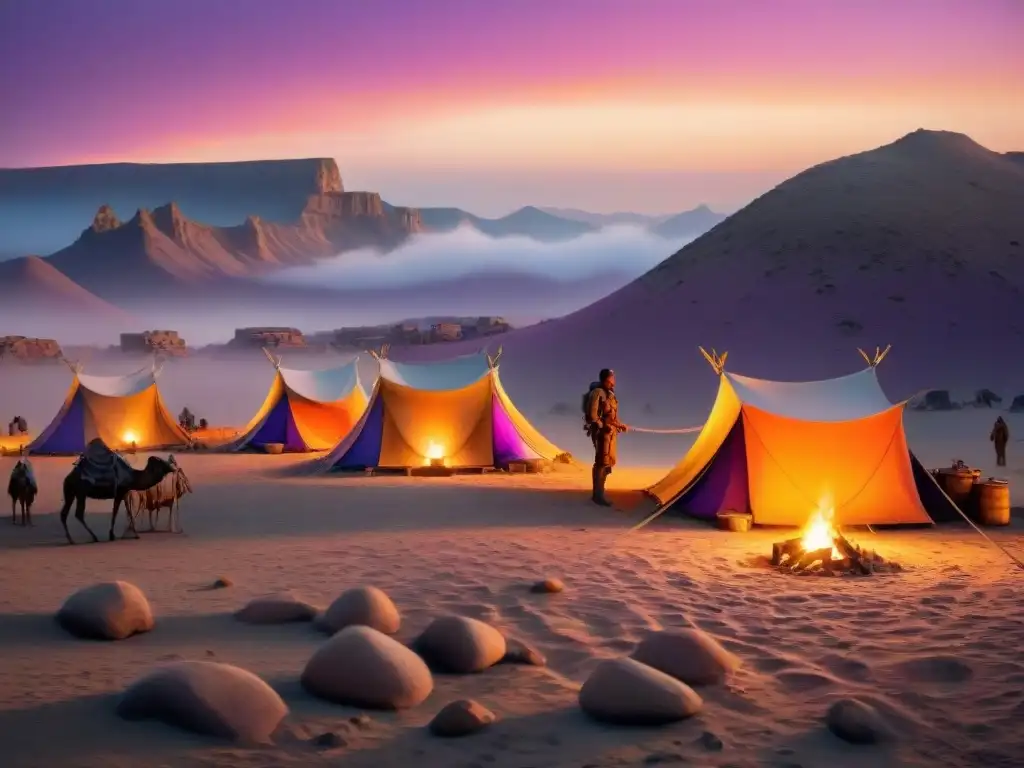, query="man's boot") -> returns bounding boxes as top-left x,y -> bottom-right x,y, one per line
592,466 -> 611,506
